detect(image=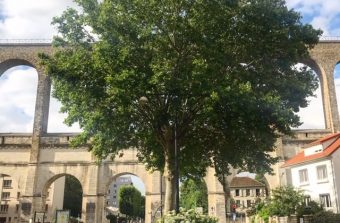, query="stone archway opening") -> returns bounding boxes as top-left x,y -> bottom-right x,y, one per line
0,64 -> 38,133
293,63 -> 325,129
105,173 -> 146,223
42,174 -> 83,223
0,173 -> 20,223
